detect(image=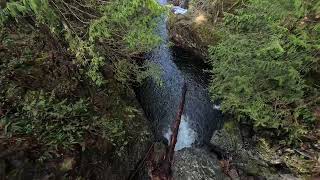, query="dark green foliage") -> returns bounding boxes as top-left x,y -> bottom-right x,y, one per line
0,26 -> 110,154
1,0 -> 163,85
0,0 -> 162,162
0,0 -> 159,178
2,91 -> 90,149
90,0 -> 163,52
0,0 -> 60,30
209,0 -> 320,144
